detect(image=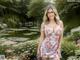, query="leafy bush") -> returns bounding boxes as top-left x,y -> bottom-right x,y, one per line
71,31 -> 80,41
61,39 -> 78,60
3,14 -> 20,28
0,40 -> 38,60
0,45 -> 13,56
13,40 -> 38,60
0,46 -> 6,55
61,34 -> 80,60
